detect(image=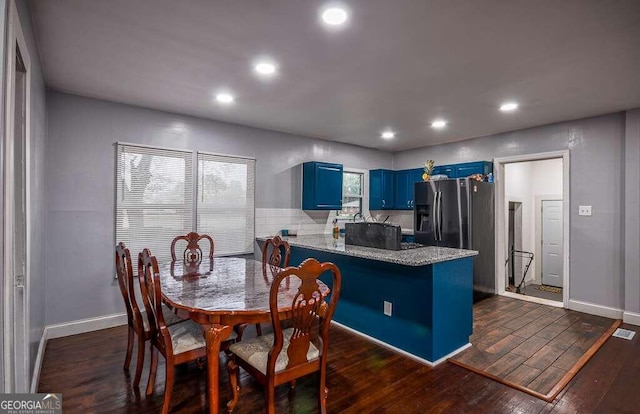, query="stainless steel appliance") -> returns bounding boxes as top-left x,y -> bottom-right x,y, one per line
414,179 -> 495,302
